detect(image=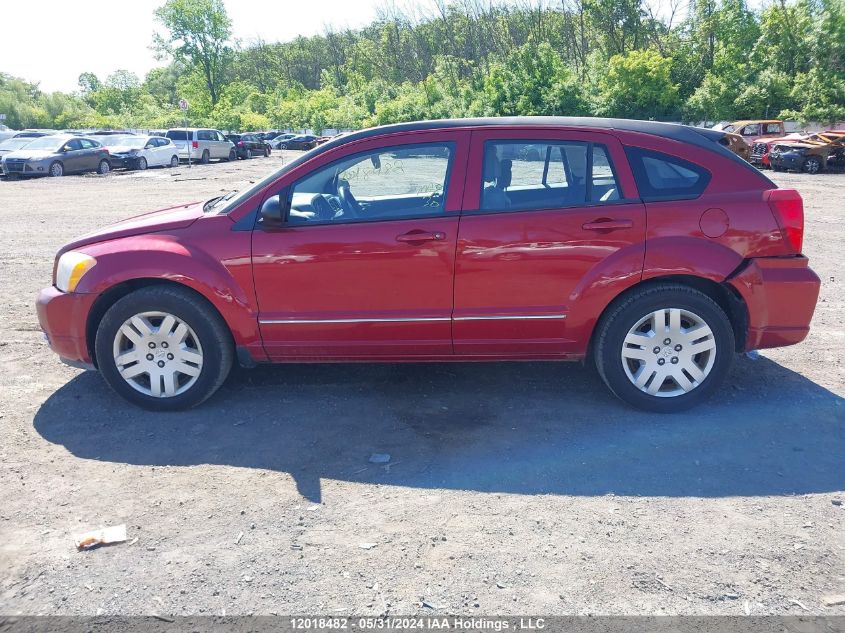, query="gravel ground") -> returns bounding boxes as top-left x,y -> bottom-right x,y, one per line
0,154 -> 842,617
